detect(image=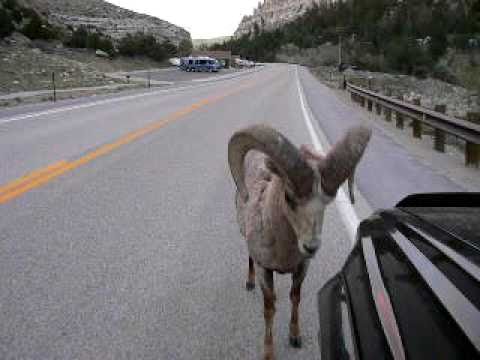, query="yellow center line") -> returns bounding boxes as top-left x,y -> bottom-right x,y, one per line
0,80 -> 256,205
0,160 -> 68,197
